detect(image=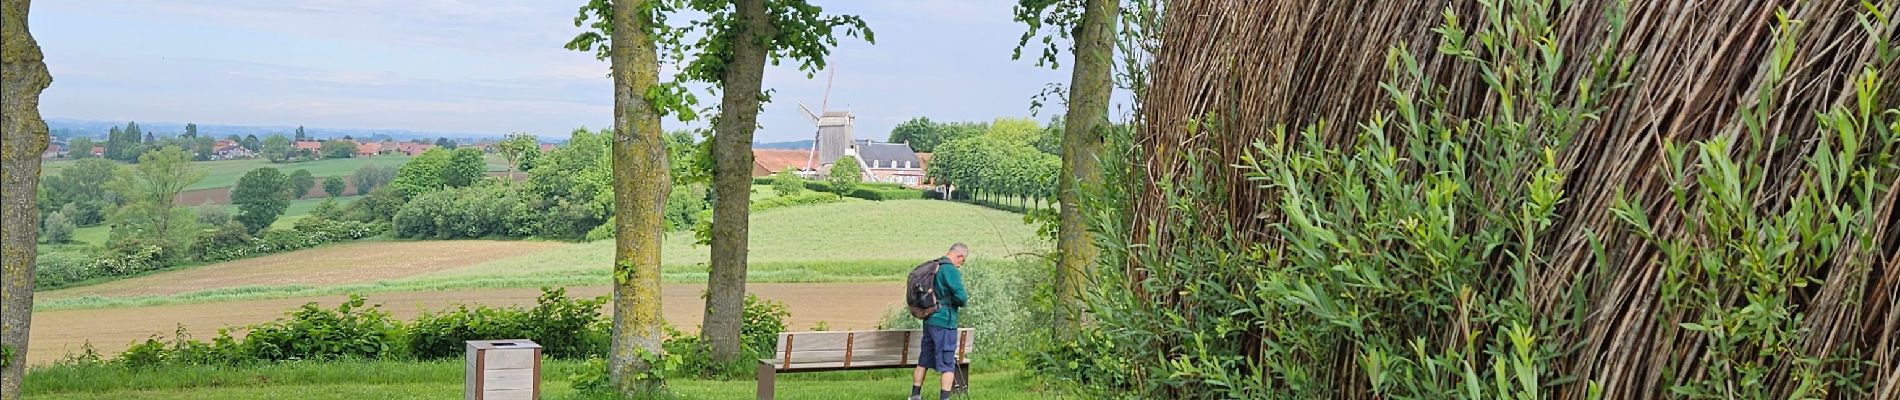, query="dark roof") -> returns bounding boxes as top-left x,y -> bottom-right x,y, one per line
852,142 -> 921,169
